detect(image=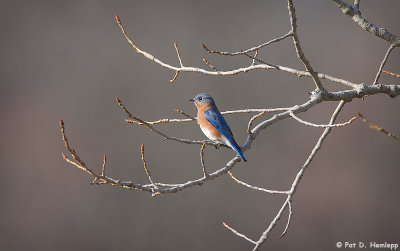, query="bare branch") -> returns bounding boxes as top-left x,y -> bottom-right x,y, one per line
115,14 -> 361,89
116,97 -> 222,147
174,41 -> 183,67
331,0 -> 400,46
141,144 -> 157,188
253,100 -> 347,250
247,111 -> 266,134
223,222 -> 257,245
289,110 -> 356,128
61,8 -> 399,248
200,142 -> 209,178
101,154 -> 106,177
322,84 -> 400,101
251,50 -> 259,67
373,44 -> 396,85
202,58 -> 219,71
242,50 -> 359,89
287,0 -> 324,92
279,199 -> 292,239
201,31 -> 293,56
170,42 -> 183,83
383,70 -> 400,78
357,113 -> 400,142
60,119 -> 153,192
228,171 -> 288,195
125,108 -> 291,126
91,154 -> 108,185
174,109 -> 196,120
170,71 -> 180,83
